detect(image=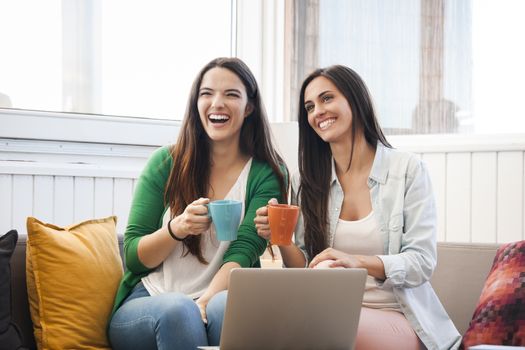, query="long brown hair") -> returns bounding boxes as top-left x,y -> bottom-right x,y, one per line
297,65 -> 391,259
165,57 -> 287,263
